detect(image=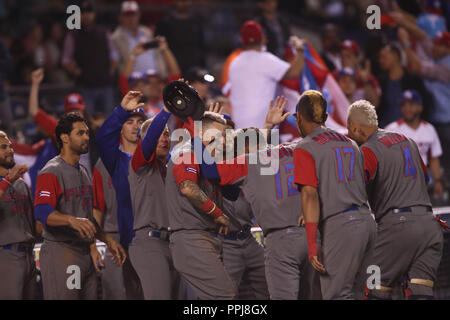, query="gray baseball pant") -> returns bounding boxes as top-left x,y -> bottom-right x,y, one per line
101,232 -> 143,300
319,208 -> 377,300
39,240 -> 97,300
370,206 -> 443,299
128,228 -> 184,300
0,245 -> 38,299
222,235 -> 269,299
265,226 -> 321,300
170,230 -> 237,300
